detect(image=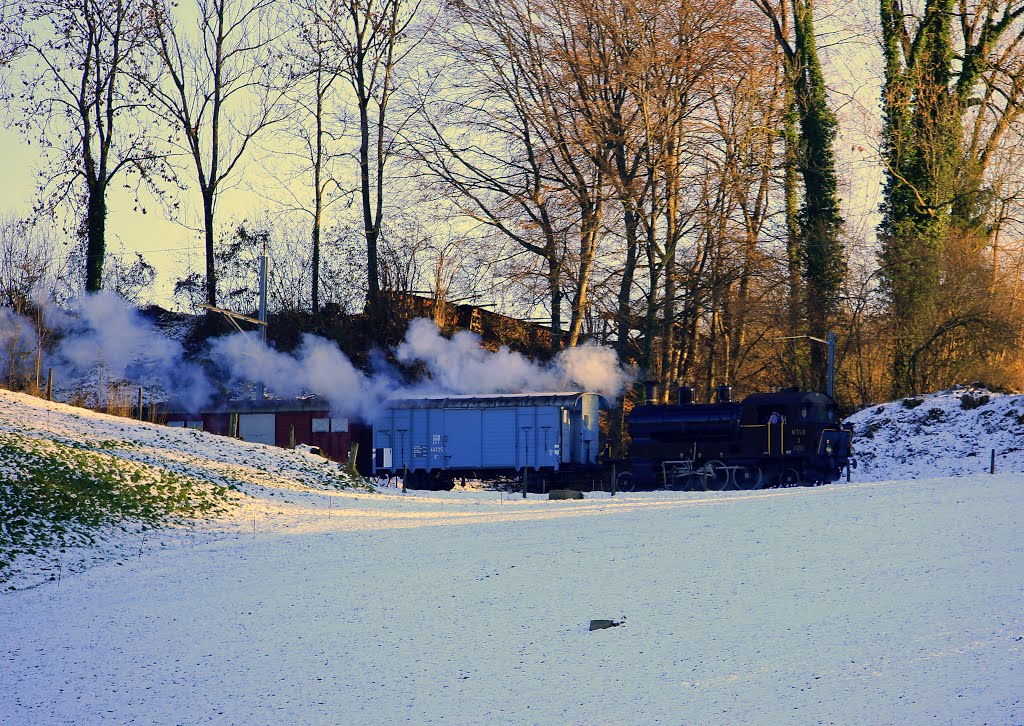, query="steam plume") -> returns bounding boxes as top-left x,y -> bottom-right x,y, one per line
21,292 -> 212,411
2,294 -> 632,419
395,318 -> 631,397
207,333 -> 394,421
